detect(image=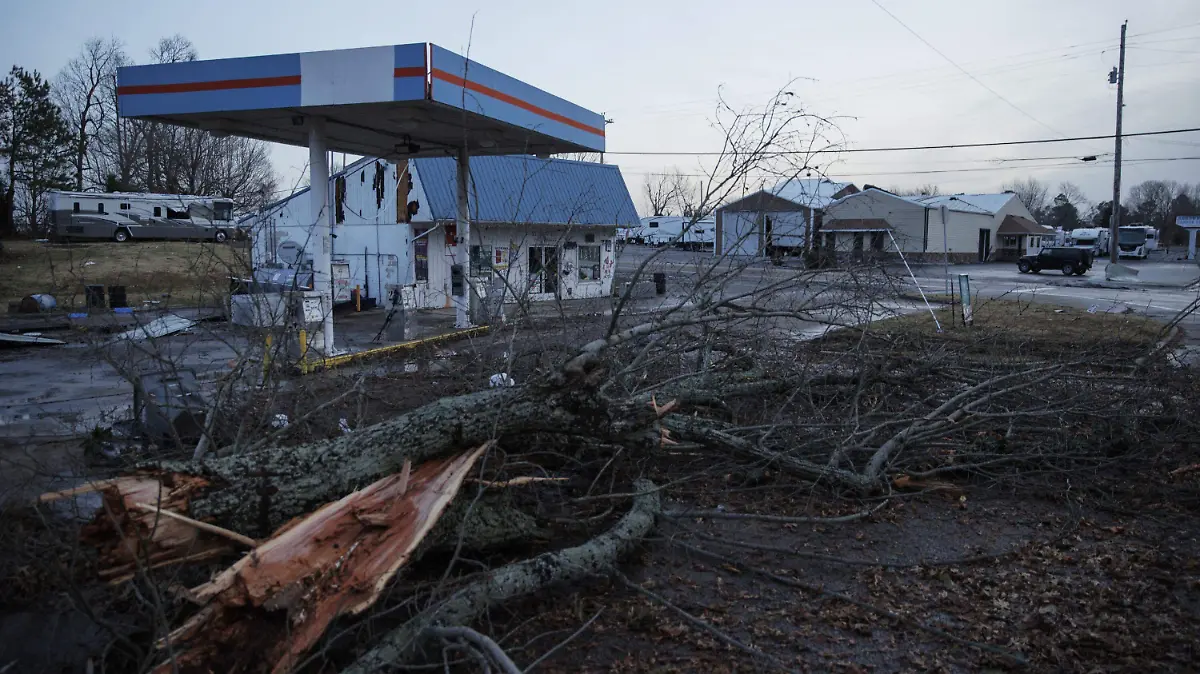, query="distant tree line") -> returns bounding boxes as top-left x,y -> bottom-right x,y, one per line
0,35 -> 278,236
1003,177 -> 1200,245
